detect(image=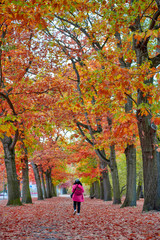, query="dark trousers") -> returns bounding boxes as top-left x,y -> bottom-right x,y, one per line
73,201 -> 81,213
